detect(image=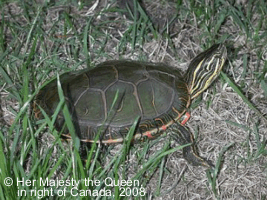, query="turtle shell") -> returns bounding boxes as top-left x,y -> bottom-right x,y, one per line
36,60 -> 190,143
